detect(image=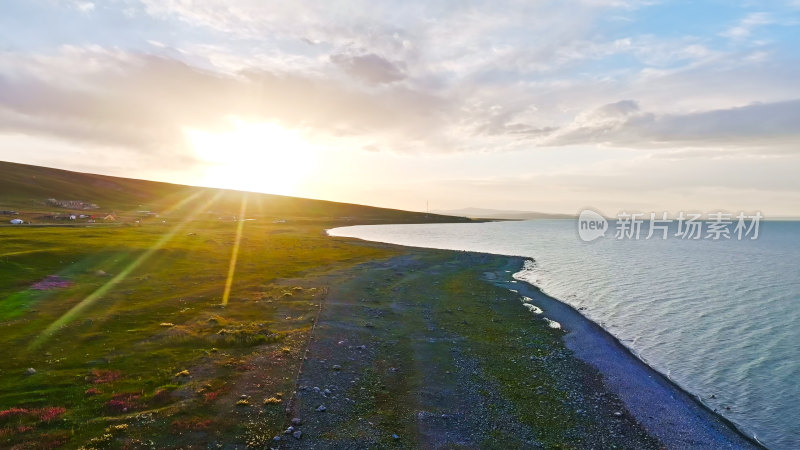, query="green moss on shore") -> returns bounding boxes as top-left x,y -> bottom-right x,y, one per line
287,250 -> 659,448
